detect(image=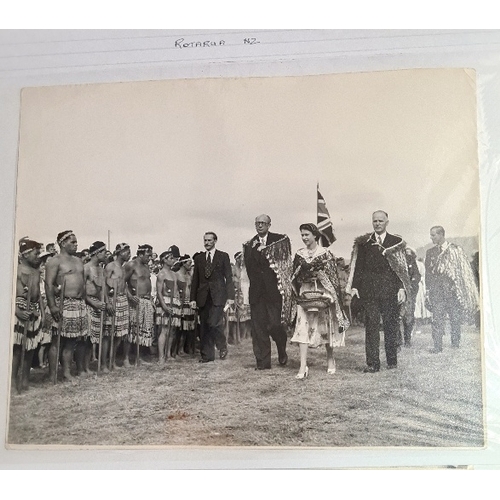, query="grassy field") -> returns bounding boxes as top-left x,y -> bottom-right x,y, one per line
6,323 -> 484,448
